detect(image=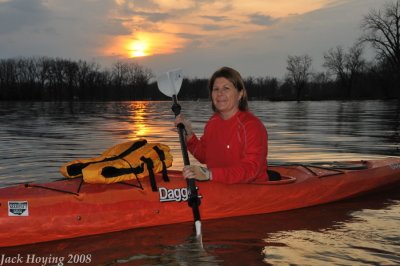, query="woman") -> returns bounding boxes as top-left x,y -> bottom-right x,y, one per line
175,67 -> 268,184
